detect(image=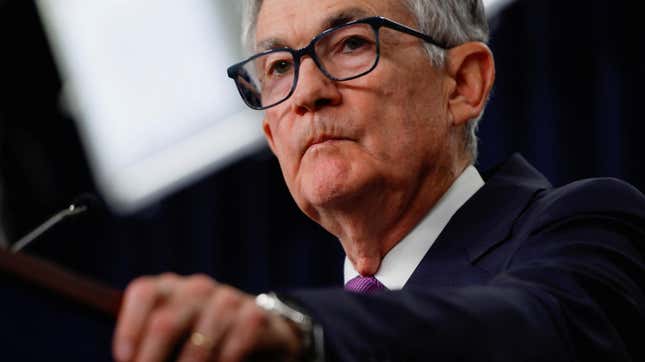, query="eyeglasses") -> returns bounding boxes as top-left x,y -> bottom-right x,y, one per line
227,16 -> 447,110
